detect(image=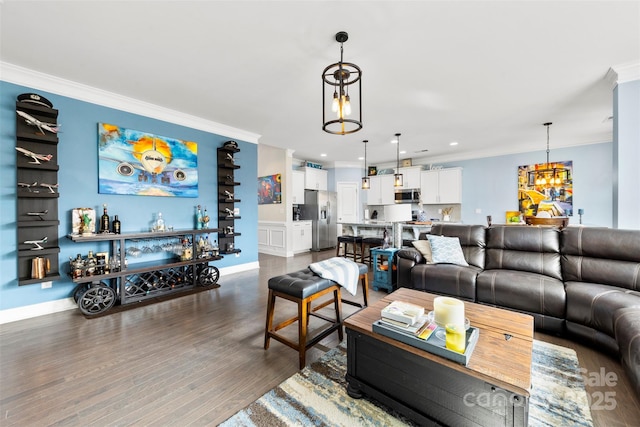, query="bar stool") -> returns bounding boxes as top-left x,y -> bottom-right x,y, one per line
360,237 -> 384,266
336,235 -> 363,261
264,268 -> 343,369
